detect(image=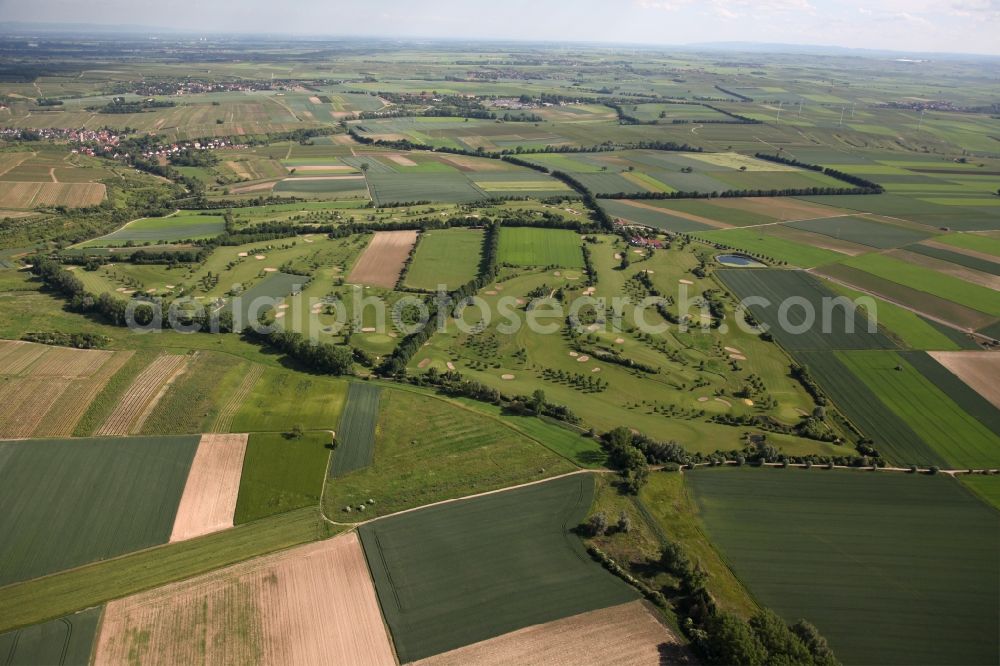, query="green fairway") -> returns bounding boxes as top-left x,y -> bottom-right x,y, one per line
498,227 -> 584,267
0,608 -> 102,666
0,435 -> 199,586
229,271 -> 307,329
836,350 -> 1000,468
358,473 -> 638,663
404,228 -> 483,290
324,388 -> 576,518
233,431 -> 331,524
688,467 -> 999,666
328,382 -> 380,477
